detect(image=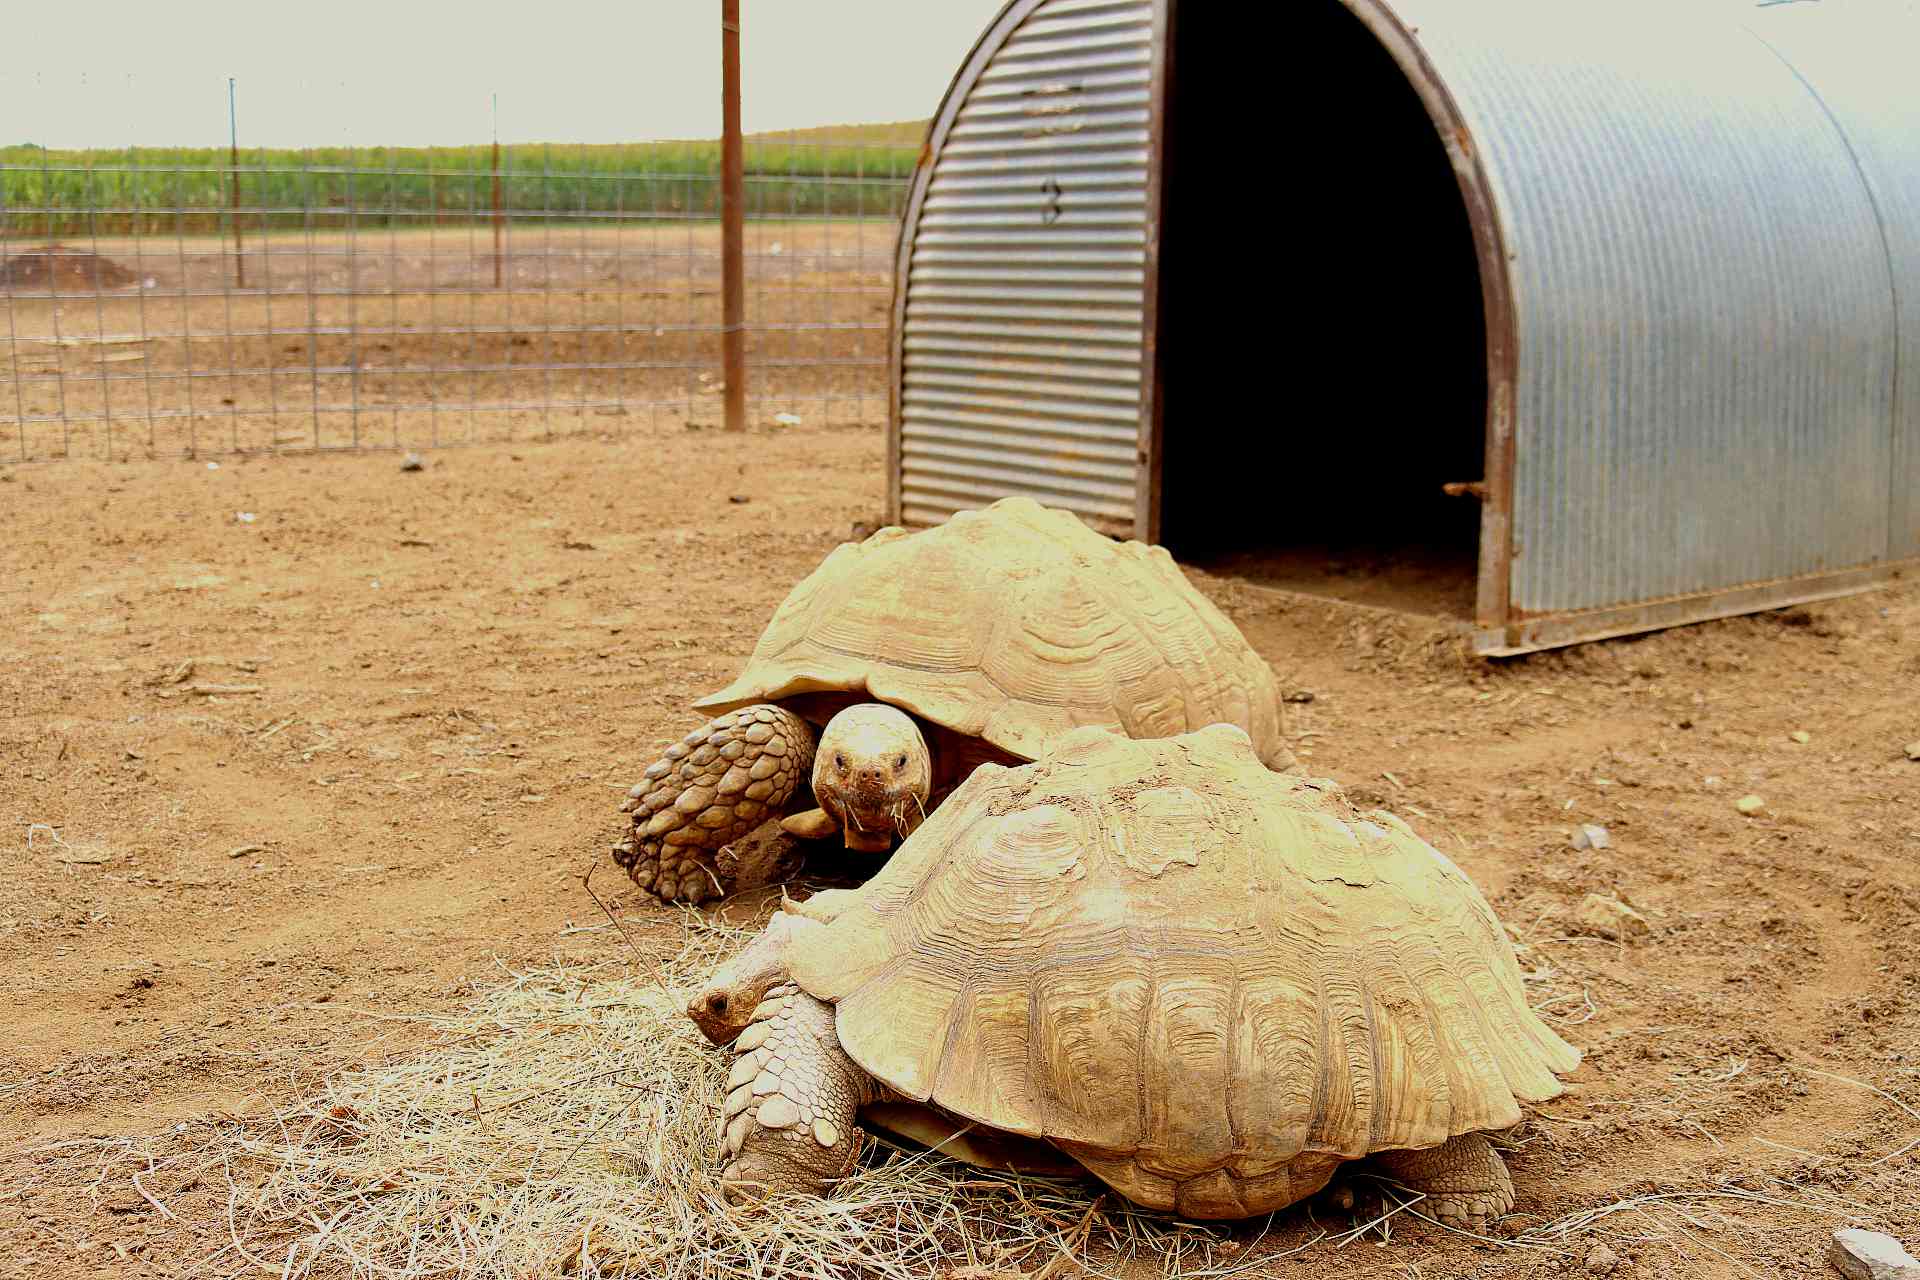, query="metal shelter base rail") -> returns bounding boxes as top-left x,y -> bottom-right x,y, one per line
1472,560 -> 1915,657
